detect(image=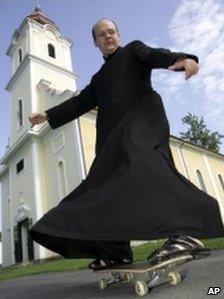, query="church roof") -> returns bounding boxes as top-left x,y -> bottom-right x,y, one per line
6,6 -> 62,56
26,6 -> 59,30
